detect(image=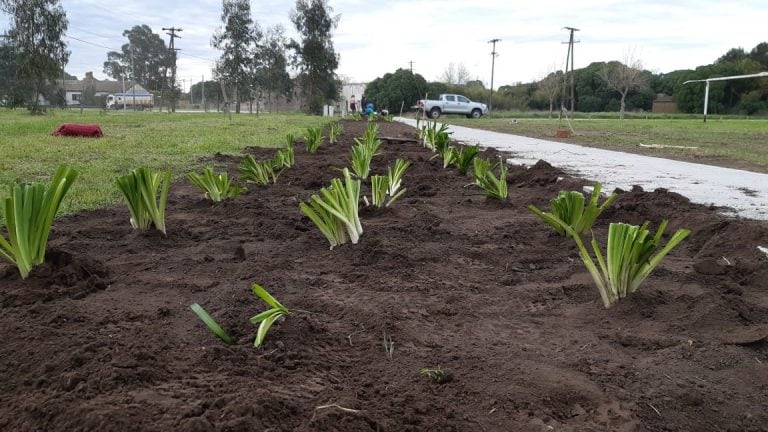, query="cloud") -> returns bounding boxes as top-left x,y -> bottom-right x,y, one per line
5,0 -> 762,87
